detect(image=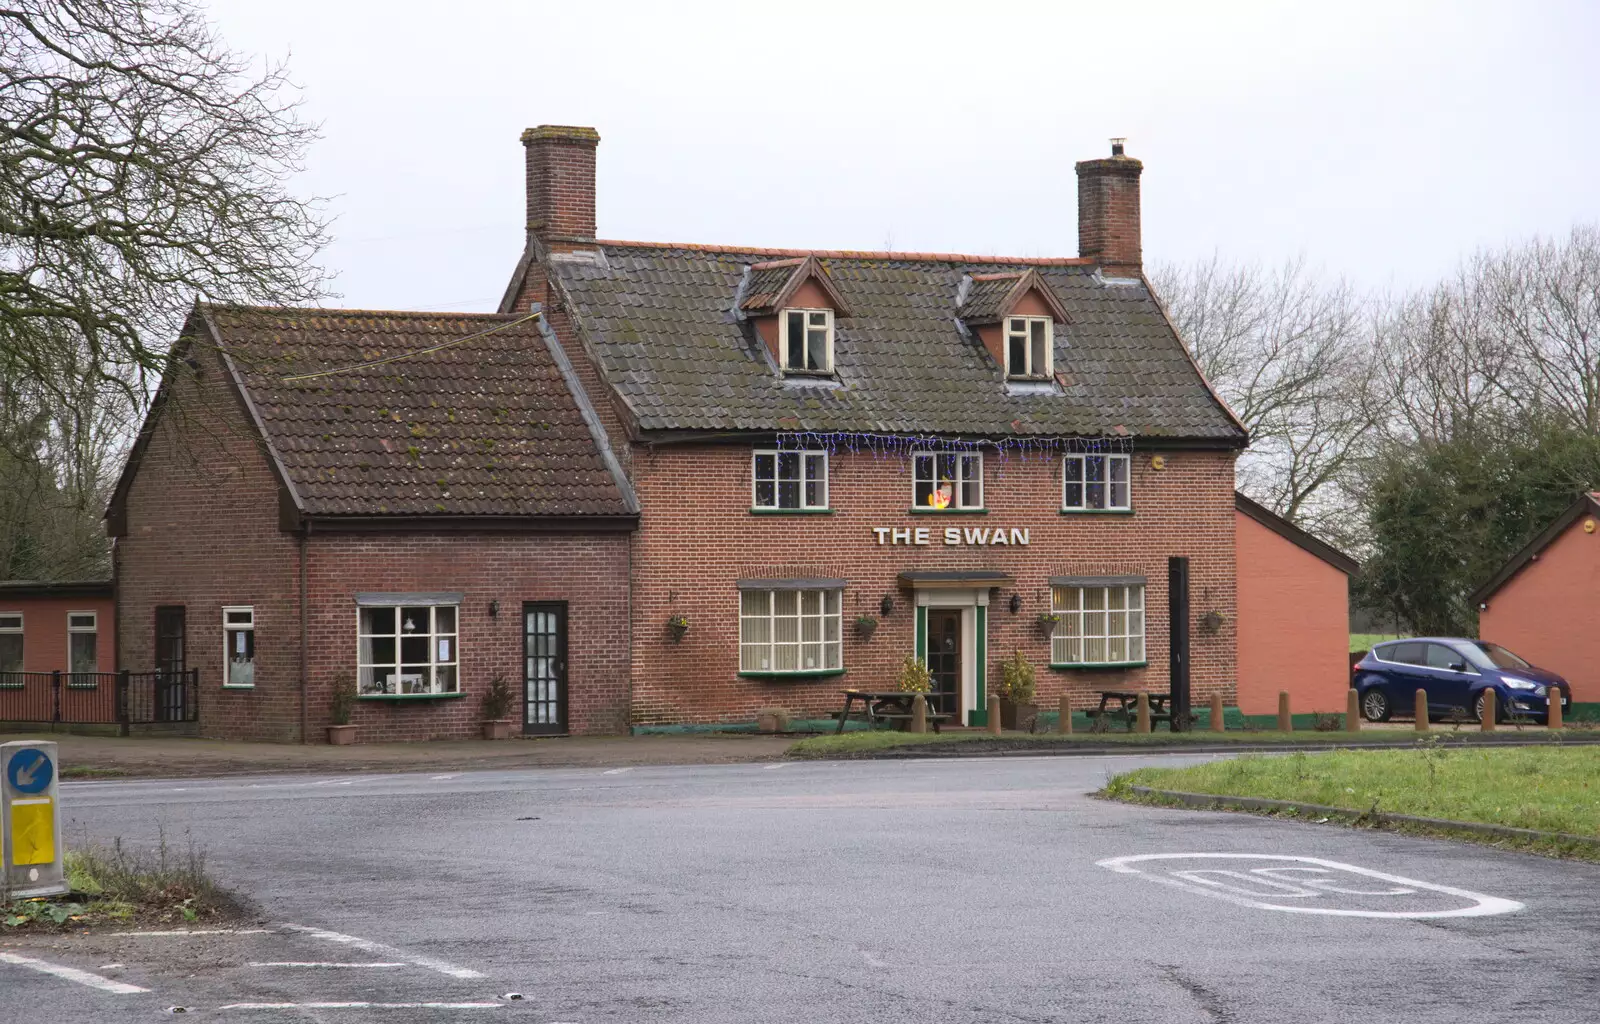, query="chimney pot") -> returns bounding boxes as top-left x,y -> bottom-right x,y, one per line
521,124 -> 600,251
1075,142 -> 1143,274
